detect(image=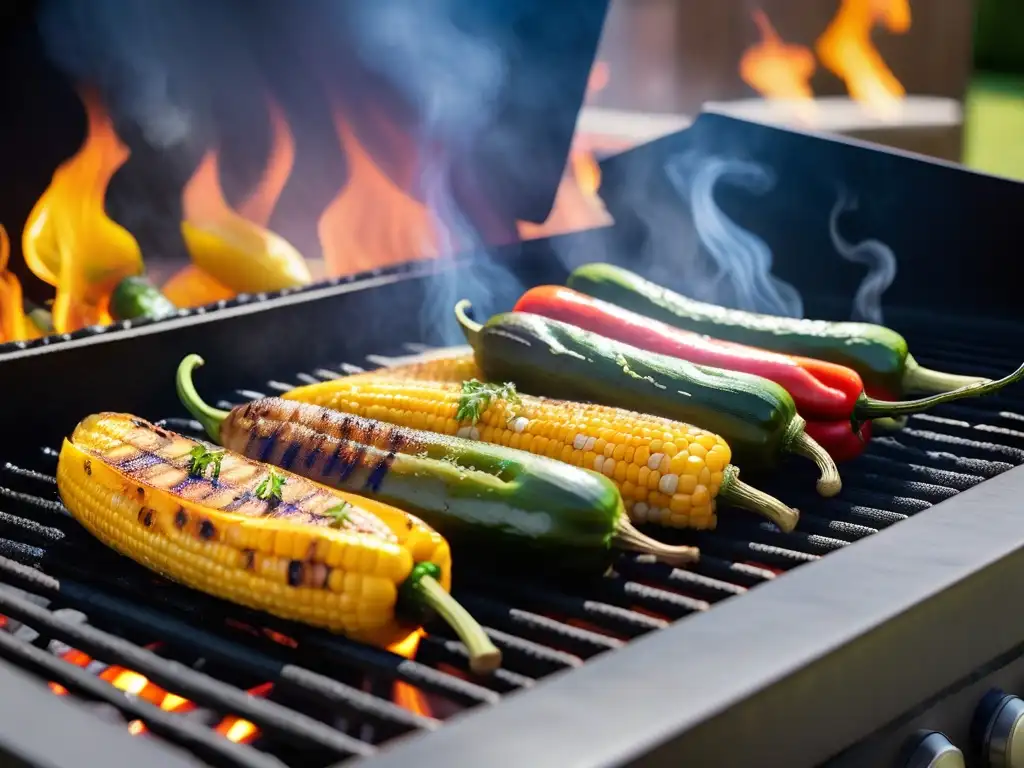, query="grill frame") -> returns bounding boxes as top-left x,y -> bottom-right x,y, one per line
3,303 -> 1024,767
4,116 -> 1024,765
